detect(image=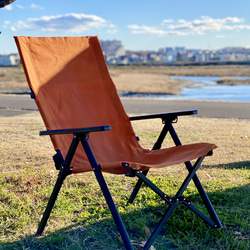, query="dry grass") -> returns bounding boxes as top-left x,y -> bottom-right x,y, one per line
0,112 -> 249,186
0,113 -> 53,173
0,67 -> 28,92
111,73 -> 183,94
109,64 -> 250,77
